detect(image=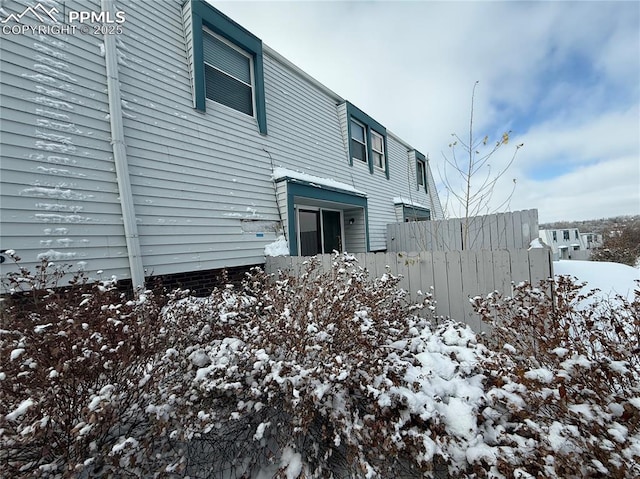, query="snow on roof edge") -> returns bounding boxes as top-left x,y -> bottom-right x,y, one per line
272,167 -> 366,196
393,196 -> 430,209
